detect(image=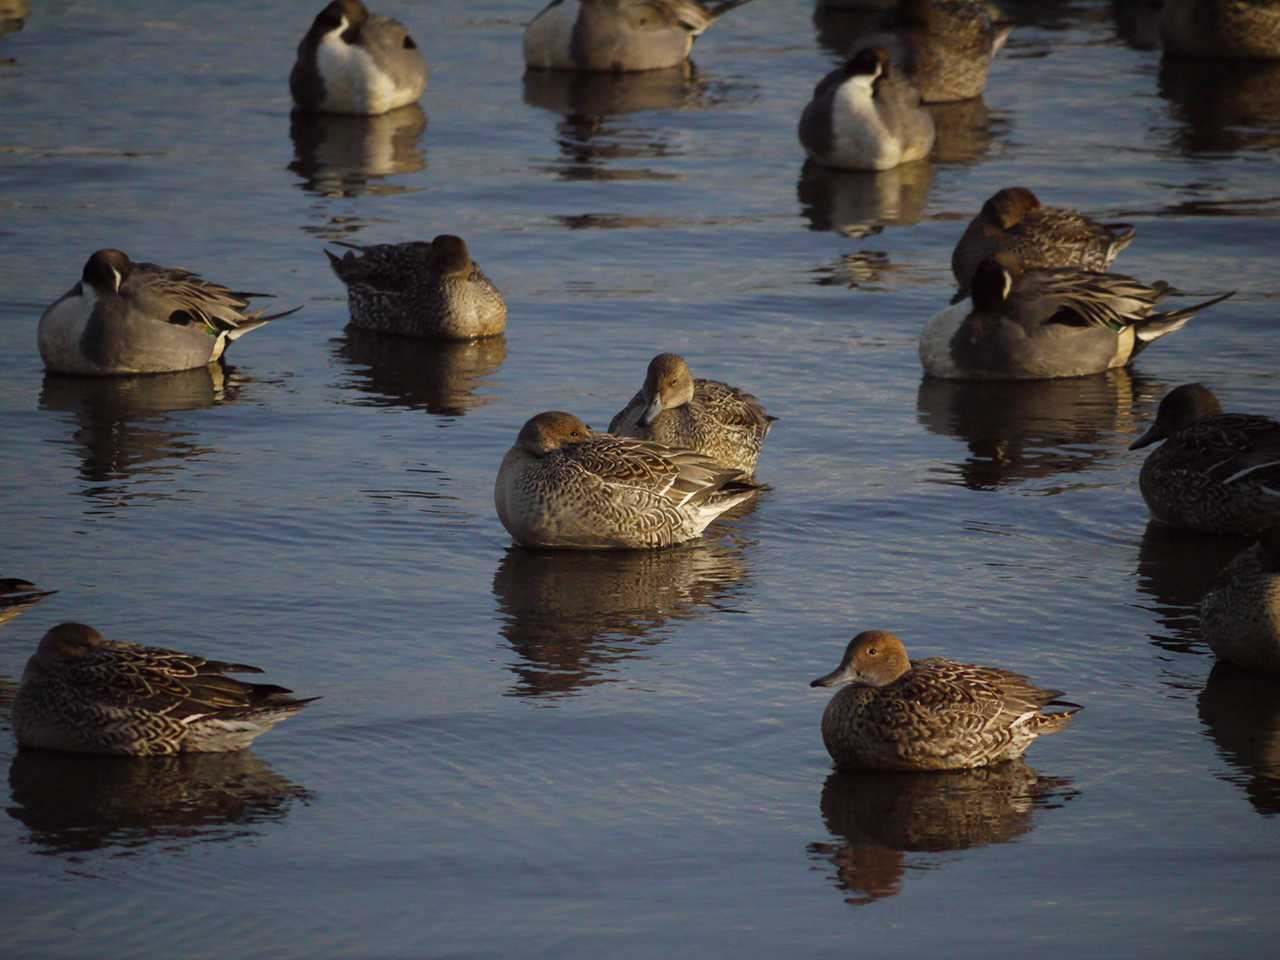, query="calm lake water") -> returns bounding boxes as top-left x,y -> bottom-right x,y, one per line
2,1 -> 1279,956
